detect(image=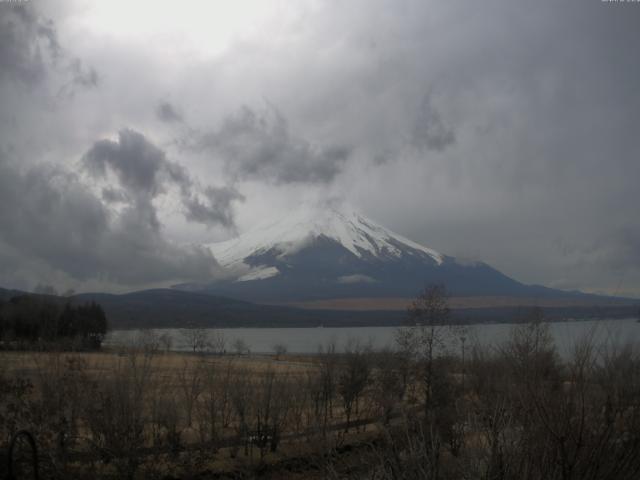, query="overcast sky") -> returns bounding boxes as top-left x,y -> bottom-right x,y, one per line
1,0 -> 639,297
